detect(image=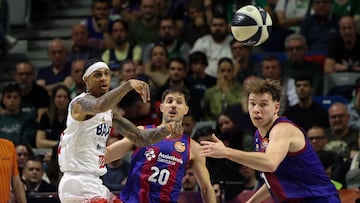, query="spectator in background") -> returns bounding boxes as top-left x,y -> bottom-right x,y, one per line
101,19 -> 142,70
67,23 -> 101,63
129,0 -> 160,49
36,38 -> 71,93
81,0 -> 114,50
283,76 -> 329,131
307,125 -> 329,152
281,33 -> 323,95
325,102 -> 359,161
308,125 -> 346,186
275,0 -> 312,33
65,59 -> 86,99
110,0 -> 140,23
0,138 -> 27,203
142,17 -> 191,64
300,0 -> 340,53
317,150 -> 343,190
0,84 -> 37,146
324,16 -> 360,73
190,14 -> 232,78
231,39 -> 257,83
181,160 -> 199,192
239,165 -> 260,191
154,57 -> 203,121
182,112 -> 197,137
16,143 -> 34,177
348,77 -> 360,131
203,57 -> 243,121
36,85 -> 70,149
186,51 -> 216,107
14,61 -> 50,123
22,156 -> 57,193
101,136 -> 130,192
117,89 -> 161,127
345,132 -> 360,189
110,60 -> 144,89
144,43 -> 169,95
212,181 -> 225,203
260,55 -> 298,115
183,0 -> 211,46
